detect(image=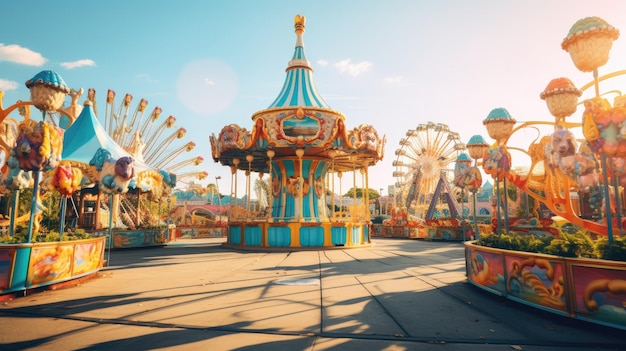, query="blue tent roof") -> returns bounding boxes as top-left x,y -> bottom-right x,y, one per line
62,101 -> 153,172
